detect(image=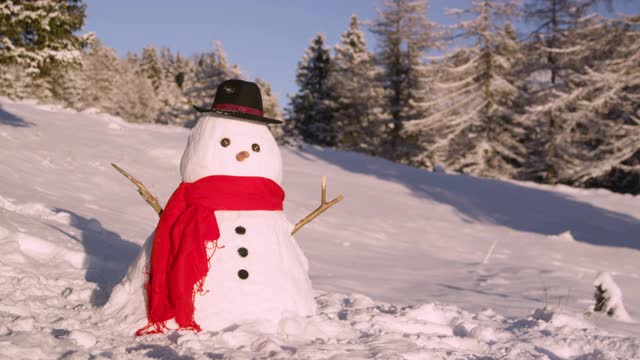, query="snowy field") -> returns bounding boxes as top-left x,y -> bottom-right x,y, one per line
0,97 -> 639,359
